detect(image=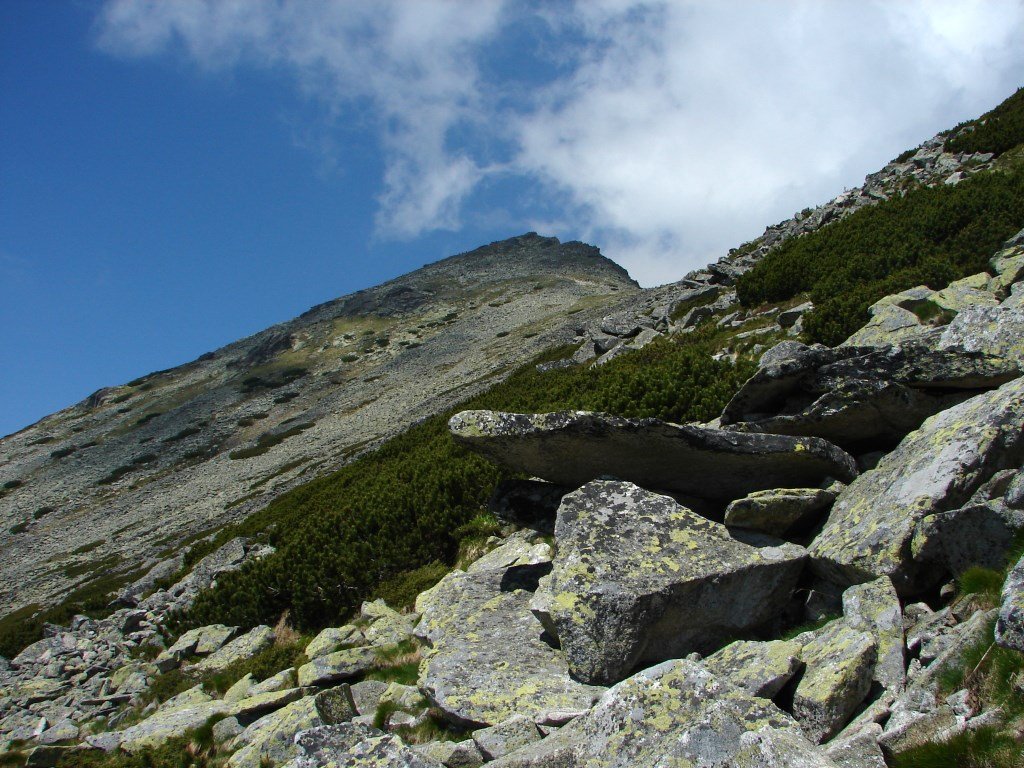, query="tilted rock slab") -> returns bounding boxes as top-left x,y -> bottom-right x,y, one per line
449,410 -> 857,501
703,639 -> 804,699
720,342 -> 1018,451
809,378 -> 1024,593
724,487 -> 837,537
487,659 -> 839,768
996,553 -> 1024,651
531,481 -> 808,685
192,624 -> 274,674
415,563 -> 605,728
283,723 -> 443,768
841,577 -> 905,694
